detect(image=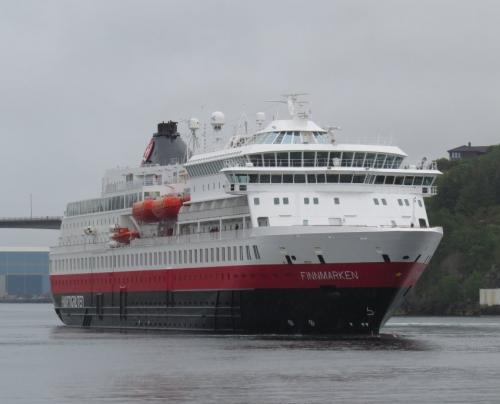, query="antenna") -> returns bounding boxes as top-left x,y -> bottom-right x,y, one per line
265,93 -> 310,119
